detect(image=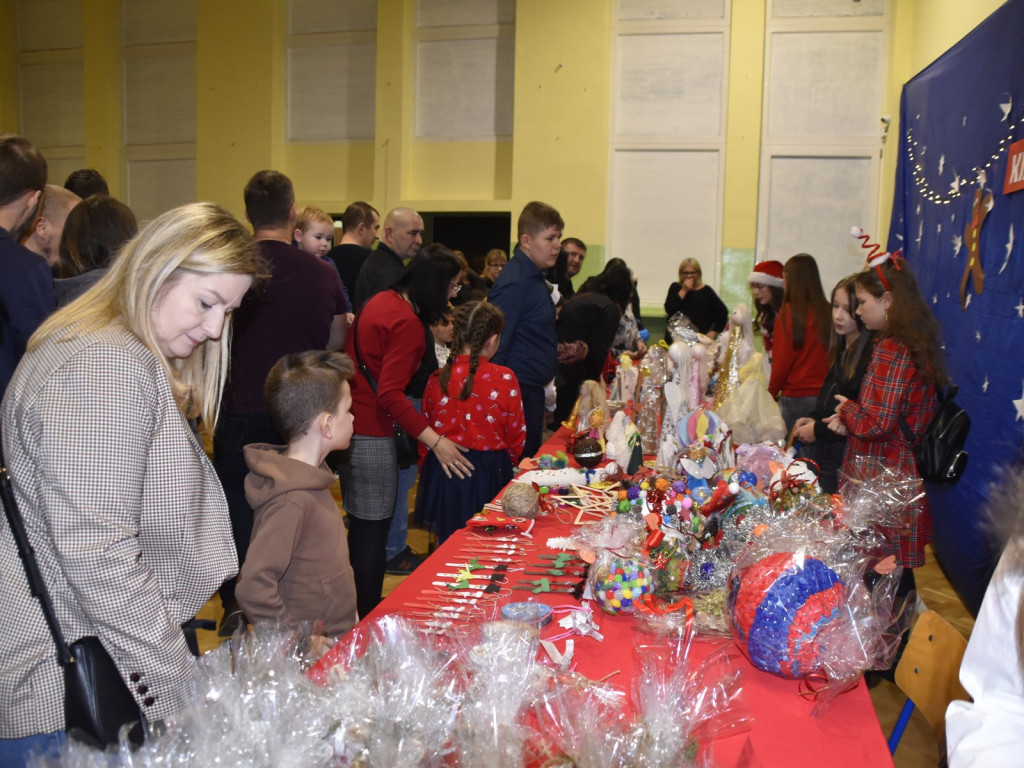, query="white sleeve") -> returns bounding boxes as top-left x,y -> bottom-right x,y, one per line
946,546 -> 1024,767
